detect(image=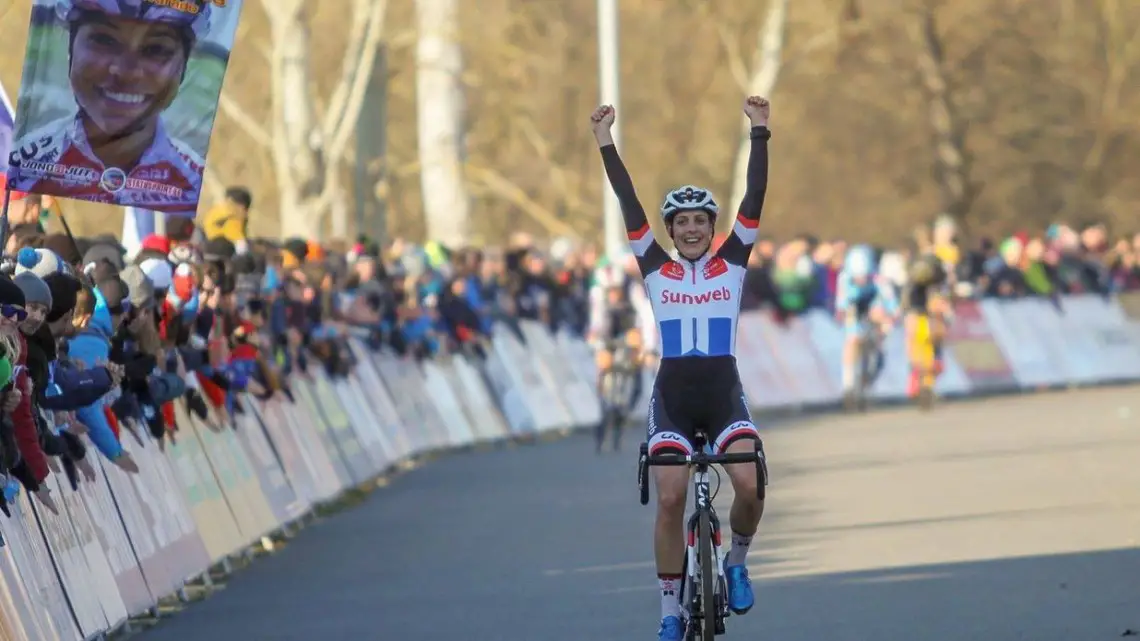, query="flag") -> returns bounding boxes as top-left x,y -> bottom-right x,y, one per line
5,0 -> 246,214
